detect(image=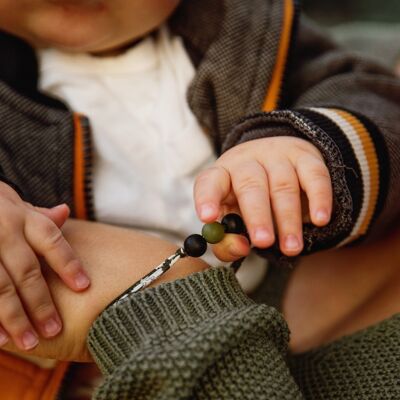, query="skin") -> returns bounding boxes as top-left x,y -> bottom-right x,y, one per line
0,0 -> 331,351
1,218 -> 208,362
195,137 -> 332,257
3,220 -> 400,363
0,183 -> 89,351
0,0 -> 180,54
0,0 -> 180,351
284,226 -> 400,353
